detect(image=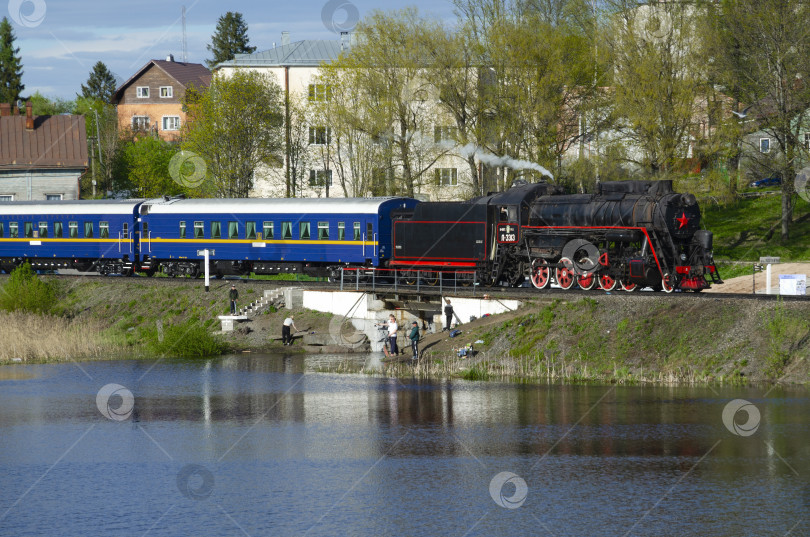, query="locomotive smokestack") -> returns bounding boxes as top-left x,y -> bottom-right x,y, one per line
681,193 -> 697,206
